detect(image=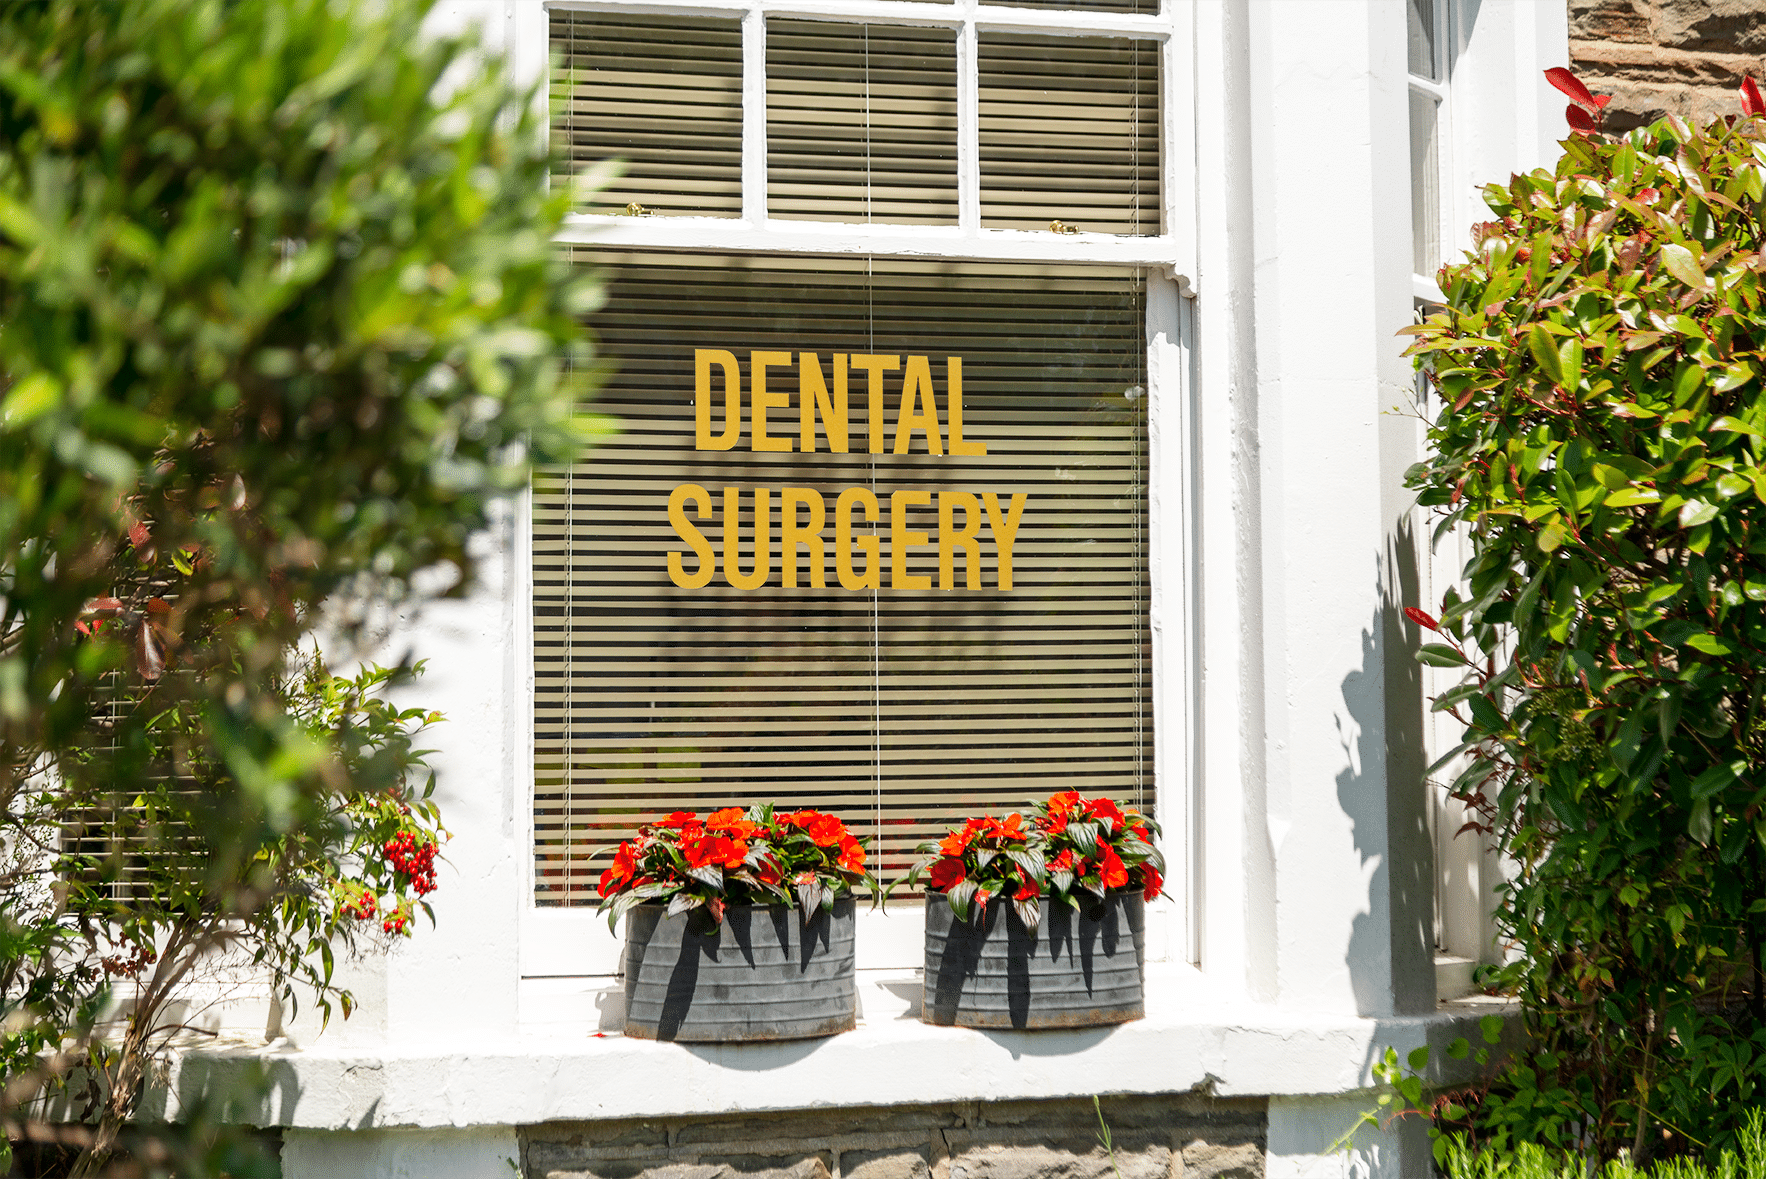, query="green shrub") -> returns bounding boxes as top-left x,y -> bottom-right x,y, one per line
1404,73 -> 1766,1161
